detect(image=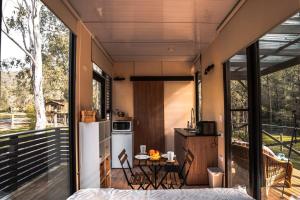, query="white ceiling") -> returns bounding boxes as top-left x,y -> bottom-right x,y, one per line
67,0 -> 239,62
